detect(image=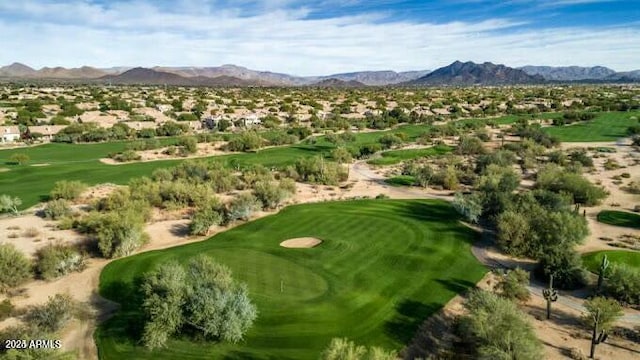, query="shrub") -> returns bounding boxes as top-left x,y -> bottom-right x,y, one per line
0,244 -> 32,291
496,268 -> 530,301
536,248 -> 587,290
189,199 -> 224,236
8,153 -> 29,165
0,299 -> 14,321
225,131 -> 263,152
253,179 -> 296,209
227,193 -> 261,222
321,338 -> 396,360
456,136 -> 486,155
35,244 -> 85,280
43,199 -> 72,220
604,264 -> 640,306
452,192 -> 483,223
49,180 -> 88,201
0,194 -> 21,215
112,149 -> 141,162
25,294 -> 75,333
78,210 -> 148,258
458,290 -> 542,360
